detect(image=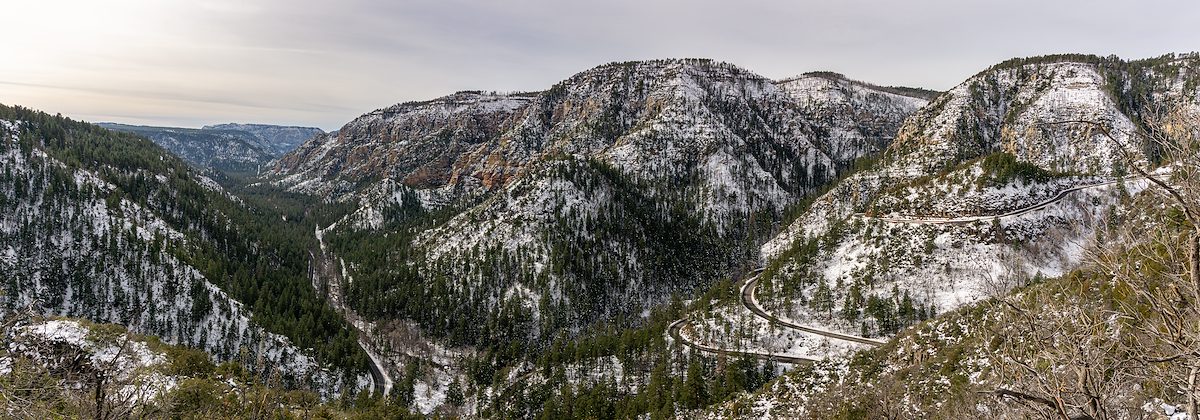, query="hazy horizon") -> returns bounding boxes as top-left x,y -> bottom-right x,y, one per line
3,0 -> 1198,131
